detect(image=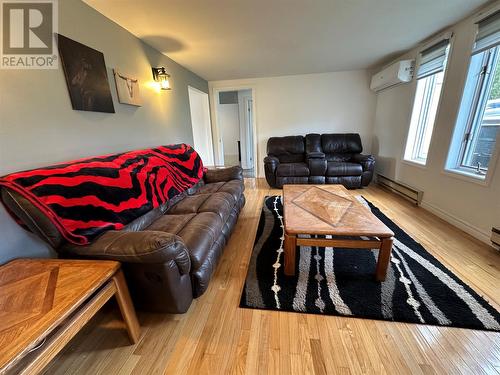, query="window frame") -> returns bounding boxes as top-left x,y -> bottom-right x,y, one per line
444,17 -> 500,185
402,34 -> 453,168
456,47 -> 500,174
